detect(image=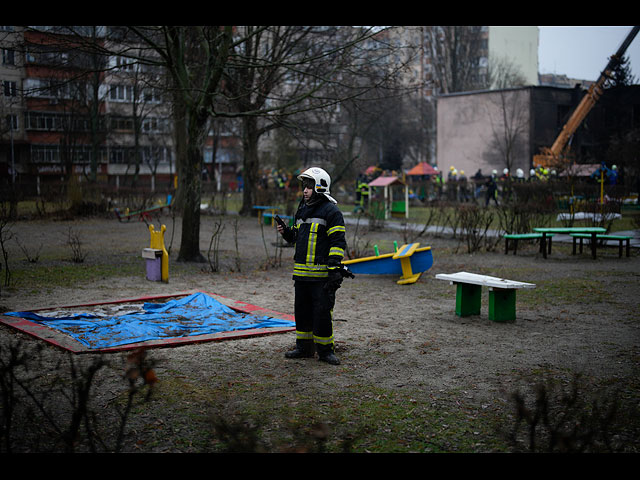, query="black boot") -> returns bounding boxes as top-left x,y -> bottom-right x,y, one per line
285,340 -> 315,359
317,344 -> 340,365
319,351 -> 340,365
